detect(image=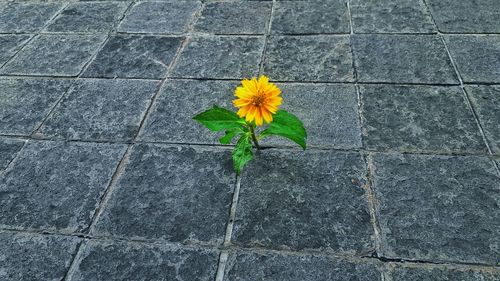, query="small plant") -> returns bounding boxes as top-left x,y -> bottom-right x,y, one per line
193,75 -> 307,174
